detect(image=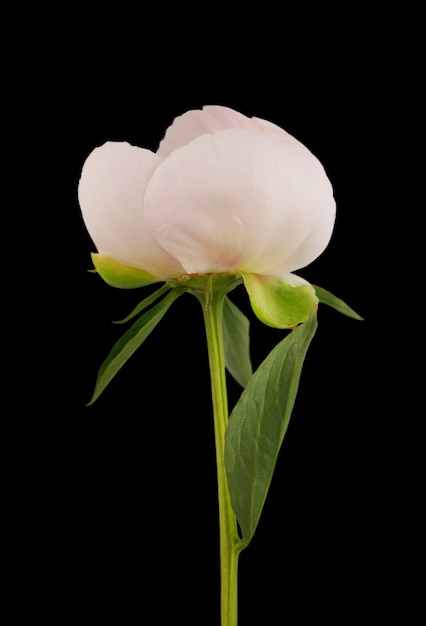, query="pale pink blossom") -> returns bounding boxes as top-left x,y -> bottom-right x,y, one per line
78,105 -> 336,326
